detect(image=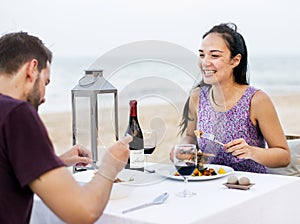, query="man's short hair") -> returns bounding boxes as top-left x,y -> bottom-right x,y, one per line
0,32 -> 52,75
